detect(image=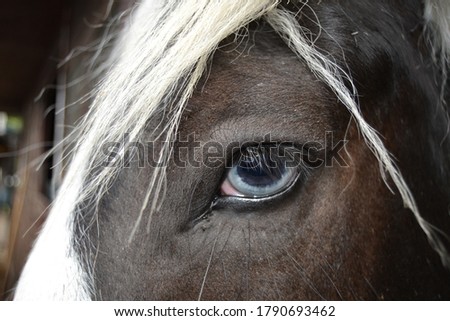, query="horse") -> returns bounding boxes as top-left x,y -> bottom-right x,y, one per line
12,0 -> 450,300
